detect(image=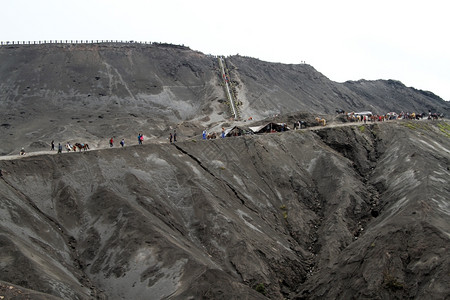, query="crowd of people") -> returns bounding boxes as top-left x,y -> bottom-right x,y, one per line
346,110 -> 445,123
